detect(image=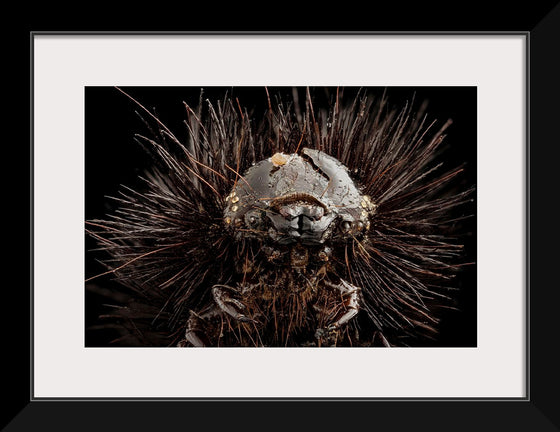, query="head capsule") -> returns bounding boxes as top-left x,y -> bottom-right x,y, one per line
223,148 -> 376,246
